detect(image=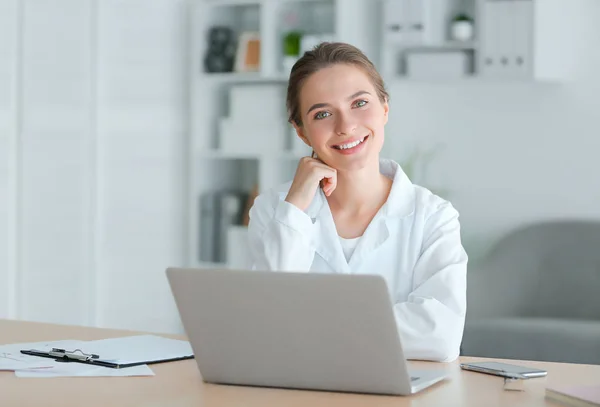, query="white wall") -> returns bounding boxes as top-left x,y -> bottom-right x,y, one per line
383,1 -> 600,261
0,0 -> 186,334
385,82 -> 600,261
